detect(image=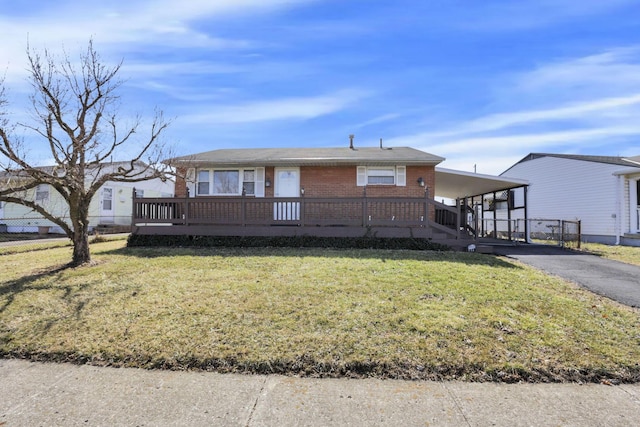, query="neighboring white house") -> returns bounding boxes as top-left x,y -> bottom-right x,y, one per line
0,162 -> 174,234
500,153 -> 640,246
